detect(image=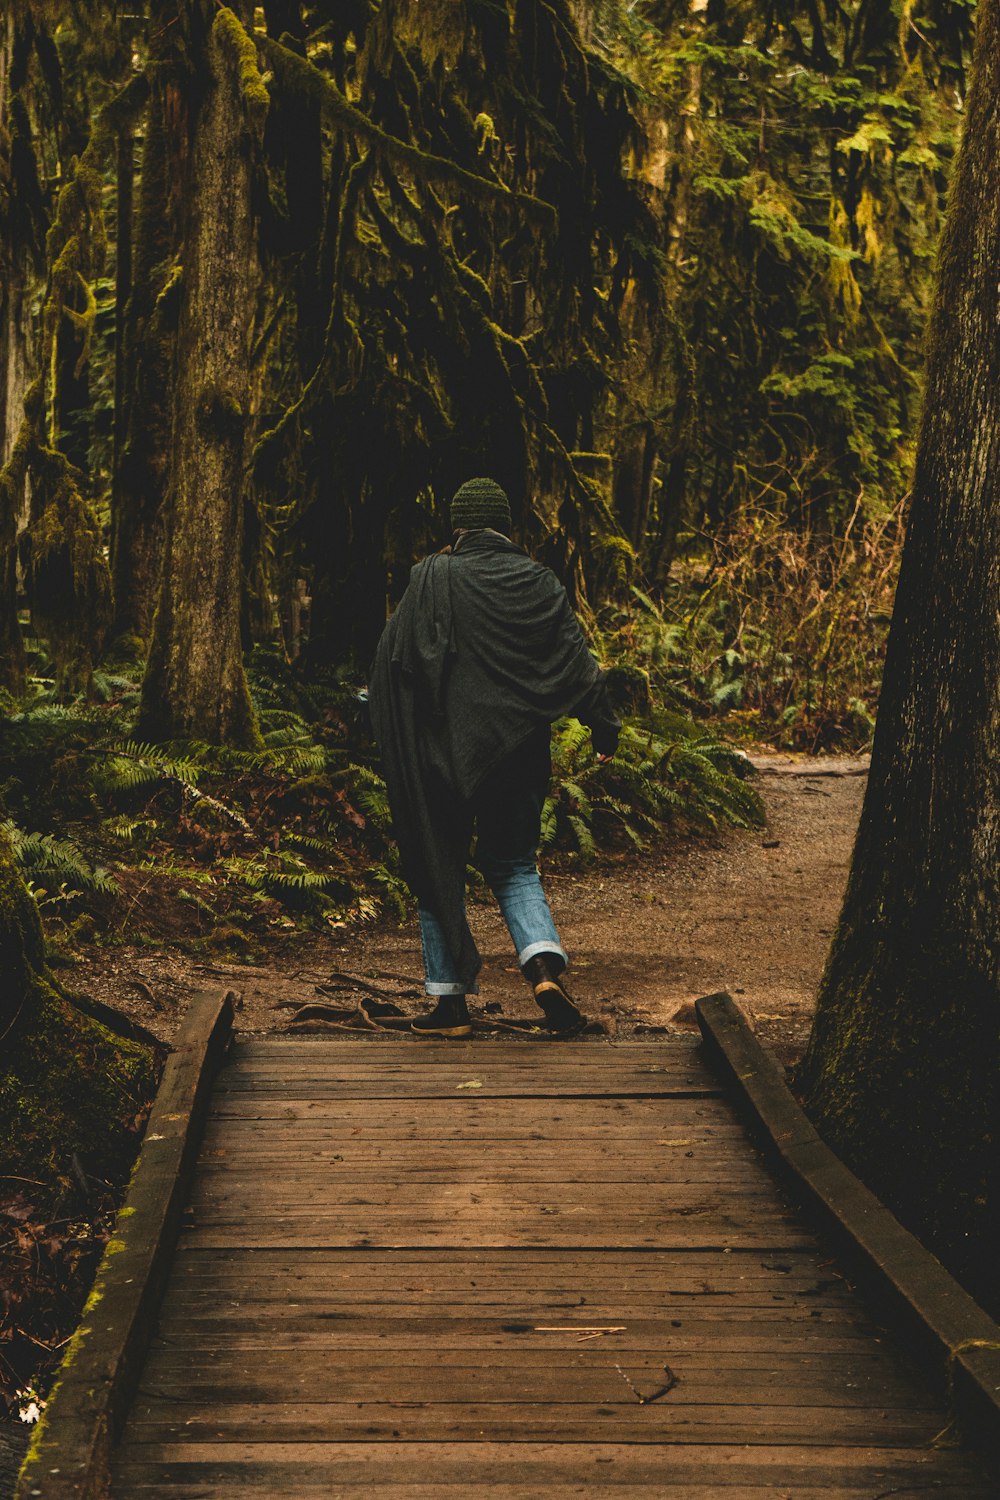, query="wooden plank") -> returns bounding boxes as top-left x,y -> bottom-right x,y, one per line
205,1097 -> 733,1122
135,1365 -> 934,1408
215,1078 -> 719,1099
153,1304 -> 875,1332
218,1058 -> 716,1076
112,1437 -> 985,1476
217,1063 -> 713,1077
189,1187 -> 786,1210
165,1246 -> 827,1270
146,1319 -> 885,1349
179,1205 -> 809,1226
110,1438 -> 989,1492
196,1151 -> 769,1169
142,1332 -> 881,1356
165,1268 -> 844,1293
159,1287 -> 859,1311
109,1483 -> 983,1499
120,1400 -> 945,1445
230,1041 -> 704,1063
181,1230 -> 818,1251
697,990 -> 1000,1464
211,1085 -> 722,1099
14,991 -> 235,1500
140,1349 -> 904,1375
192,1172 -> 778,1189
